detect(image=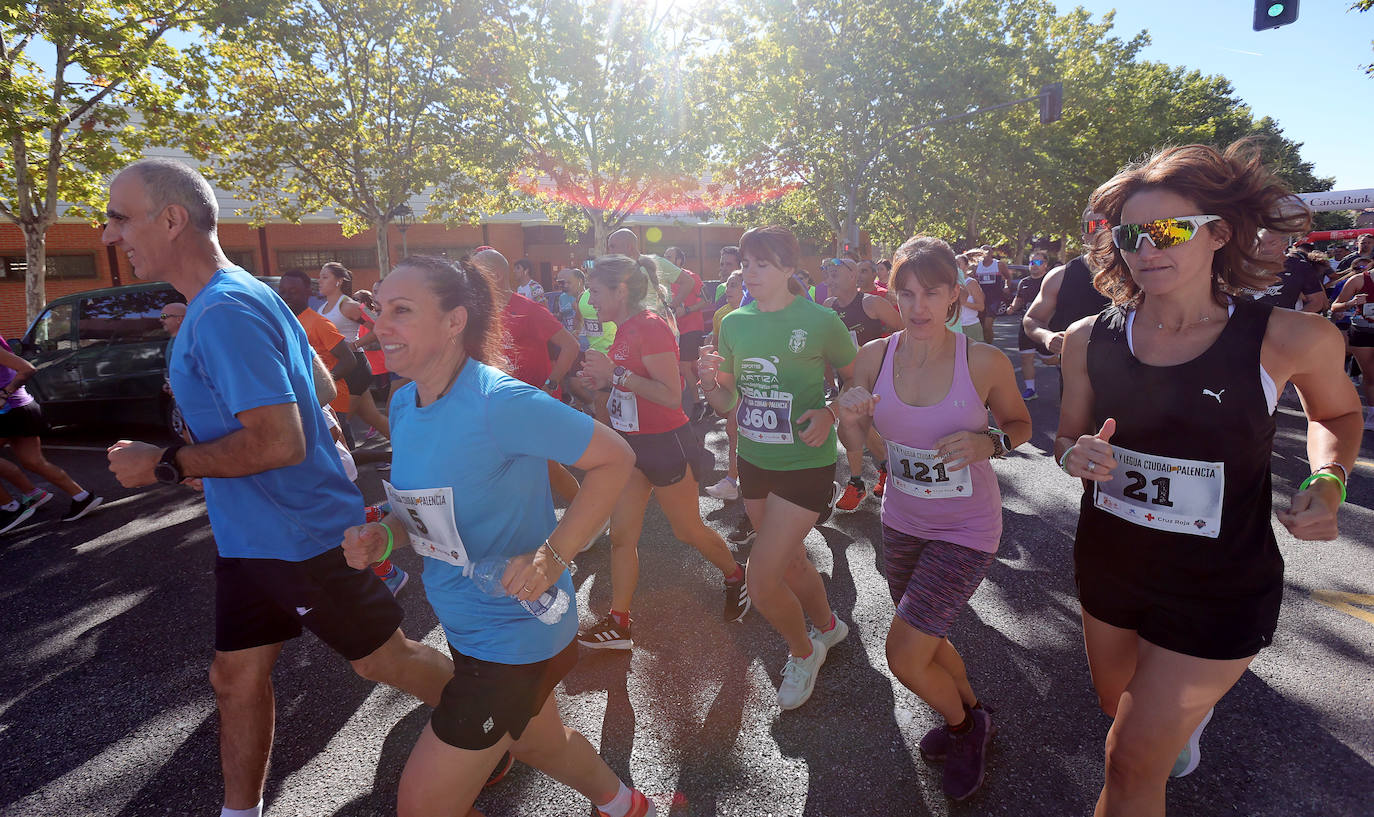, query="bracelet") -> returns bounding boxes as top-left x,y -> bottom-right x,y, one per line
1313,461 -> 1349,484
825,404 -> 839,425
1057,445 -> 1075,474
1299,472 -> 1347,505
371,521 -> 395,566
540,540 -> 576,575
701,379 -> 718,393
